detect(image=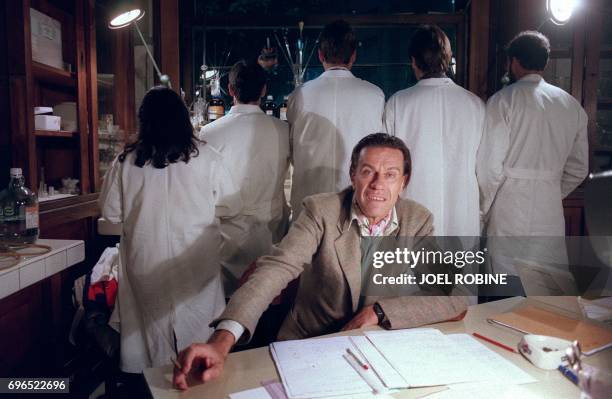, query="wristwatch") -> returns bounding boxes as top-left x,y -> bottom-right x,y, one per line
373,302 -> 385,325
